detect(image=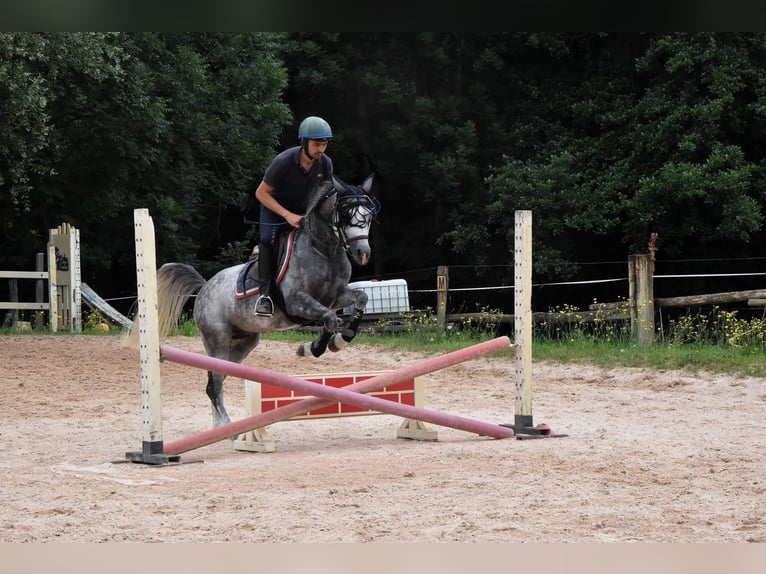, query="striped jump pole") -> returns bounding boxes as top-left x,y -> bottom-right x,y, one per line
161,335 -> 514,455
